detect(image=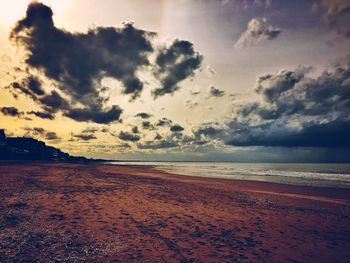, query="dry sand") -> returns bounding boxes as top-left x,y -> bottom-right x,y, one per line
0,161 -> 349,262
